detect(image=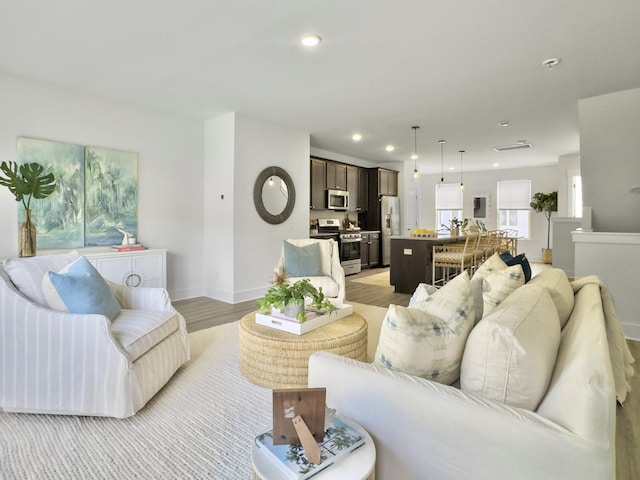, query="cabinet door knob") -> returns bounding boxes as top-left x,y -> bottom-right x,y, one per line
126,273 -> 142,287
